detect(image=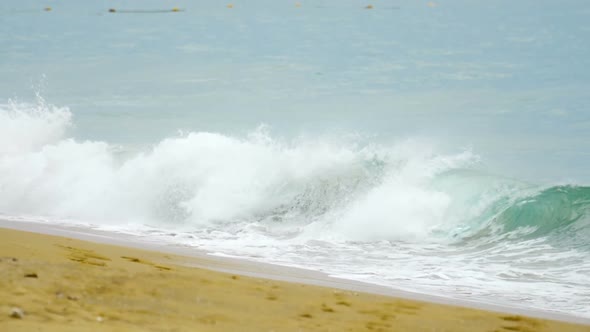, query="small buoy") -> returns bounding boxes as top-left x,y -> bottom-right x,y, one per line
172,7 -> 180,12
227,4 -> 234,8
427,1 -> 437,7
108,8 -> 116,13
44,7 -> 52,11
365,5 -> 374,9
295,2 -> 302,7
